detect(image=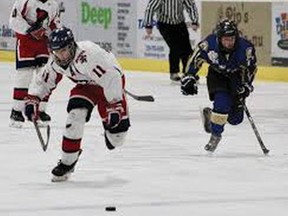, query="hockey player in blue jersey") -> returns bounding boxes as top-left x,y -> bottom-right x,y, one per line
180,19 -> 257,152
